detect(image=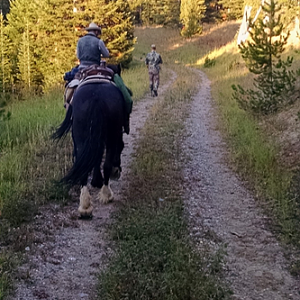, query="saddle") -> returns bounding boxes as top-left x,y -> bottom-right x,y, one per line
75,64 -> 115,81
64,64 -> 115,109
